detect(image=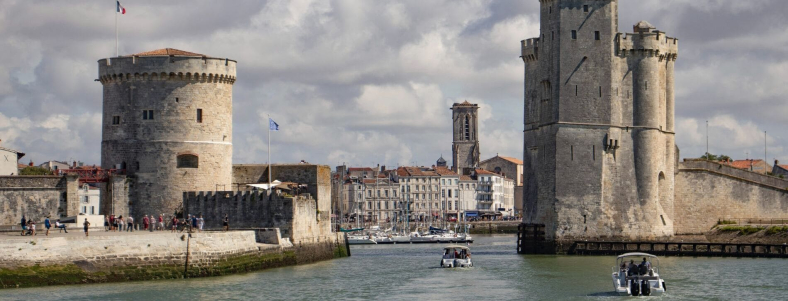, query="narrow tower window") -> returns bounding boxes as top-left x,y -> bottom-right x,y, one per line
142,110 -> 154,120
584,5 -> 589,12
595,31 -> 601,40
575,85 -> 578,96
552,31 -> 555,40
112,116 -> 120,125
571,30 -> 577,40
175,97 -> 179,103
599,86 -> 602,97
571,145 -> 574,161
196,109 -> 203,123
592,145 -> 596,160
464,115 -> 470,140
